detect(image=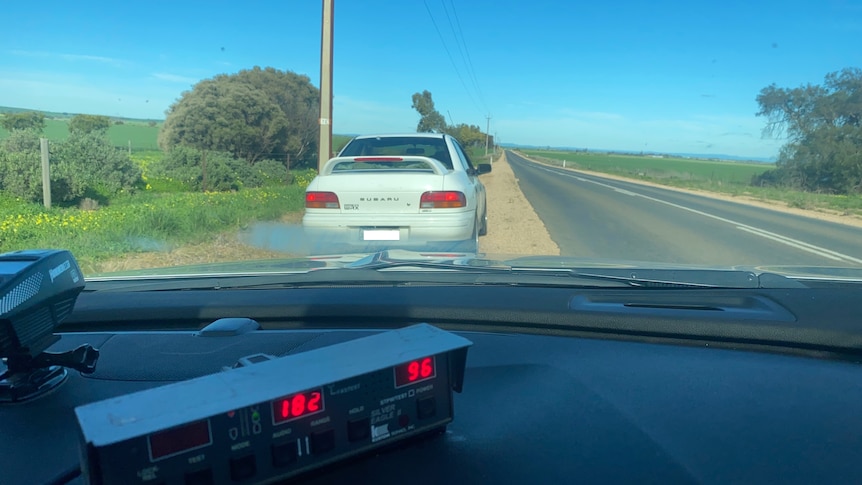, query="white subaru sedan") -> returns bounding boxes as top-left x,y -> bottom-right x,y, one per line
302,133 -> 491,253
